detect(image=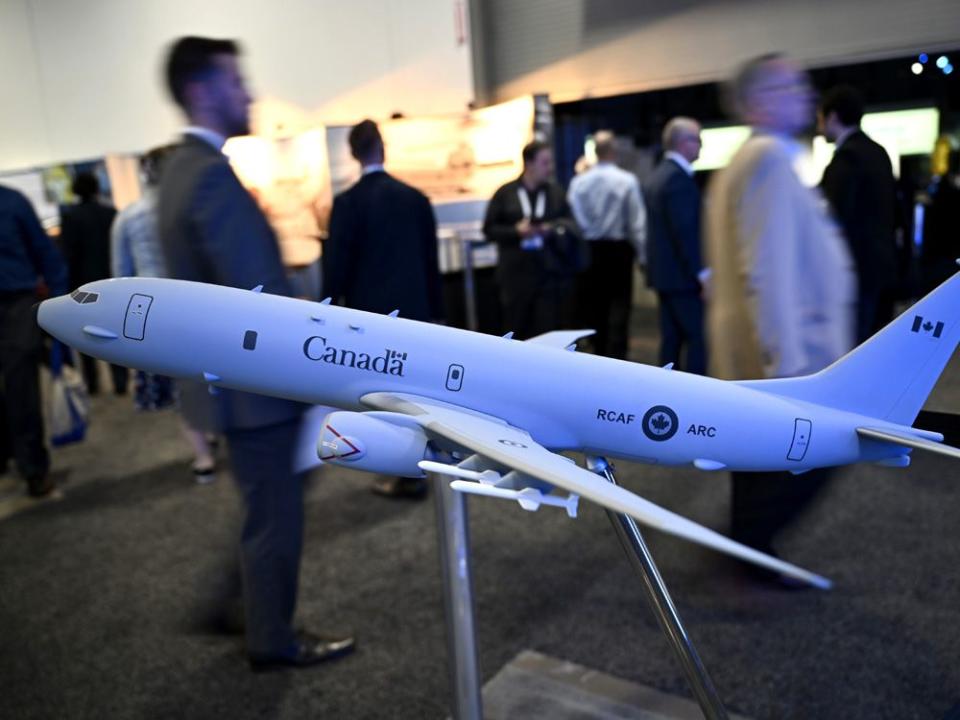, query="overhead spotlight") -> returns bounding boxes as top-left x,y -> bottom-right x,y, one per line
919,53 -> 929,64
936,55 -> 949,69
944,64 -> 954,75
911,62 -> 924,75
